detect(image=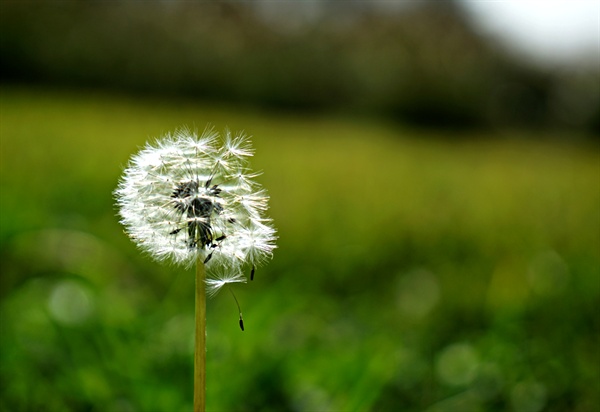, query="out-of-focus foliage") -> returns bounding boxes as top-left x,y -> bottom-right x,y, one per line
0,87 -> 598,411
0,1 -> 598,133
